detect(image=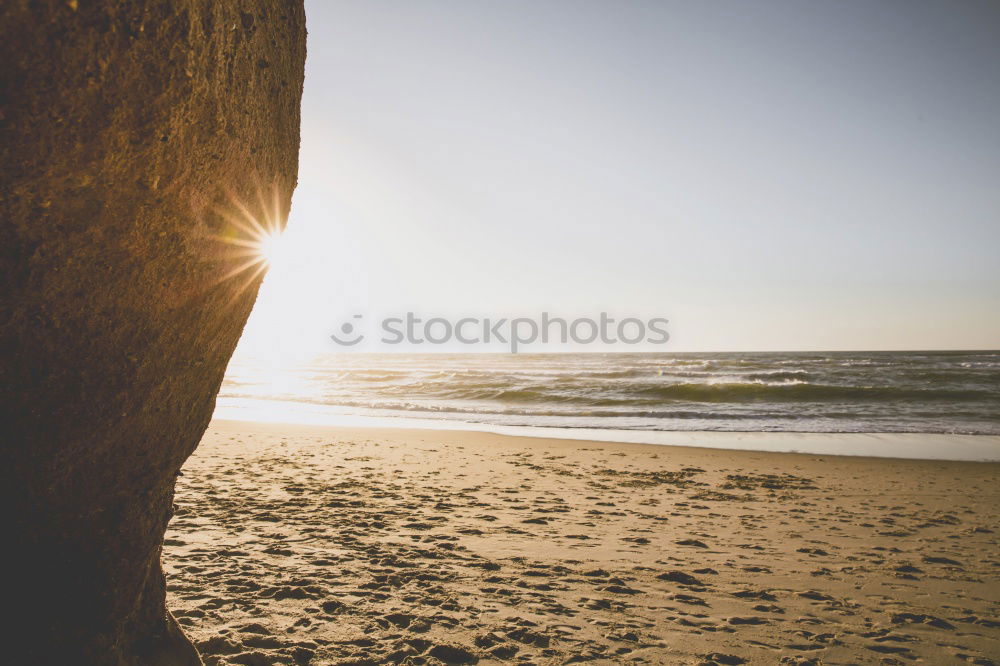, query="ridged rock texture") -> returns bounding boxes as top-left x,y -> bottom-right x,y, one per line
0,2 -> 305,663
